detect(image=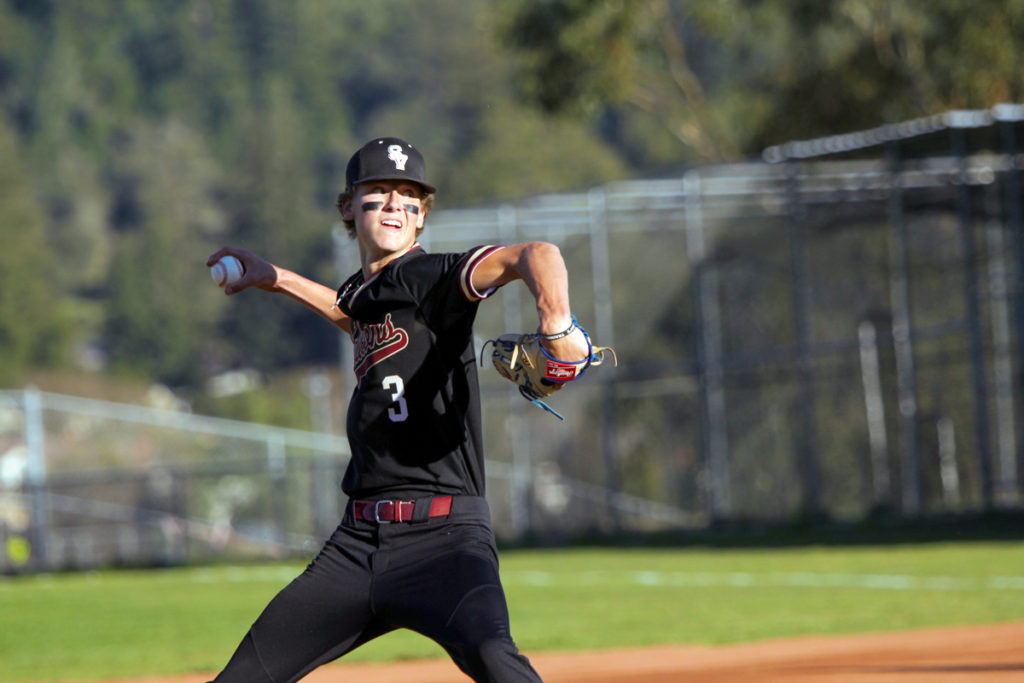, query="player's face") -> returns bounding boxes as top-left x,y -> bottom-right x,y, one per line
348,180 -> 426,265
